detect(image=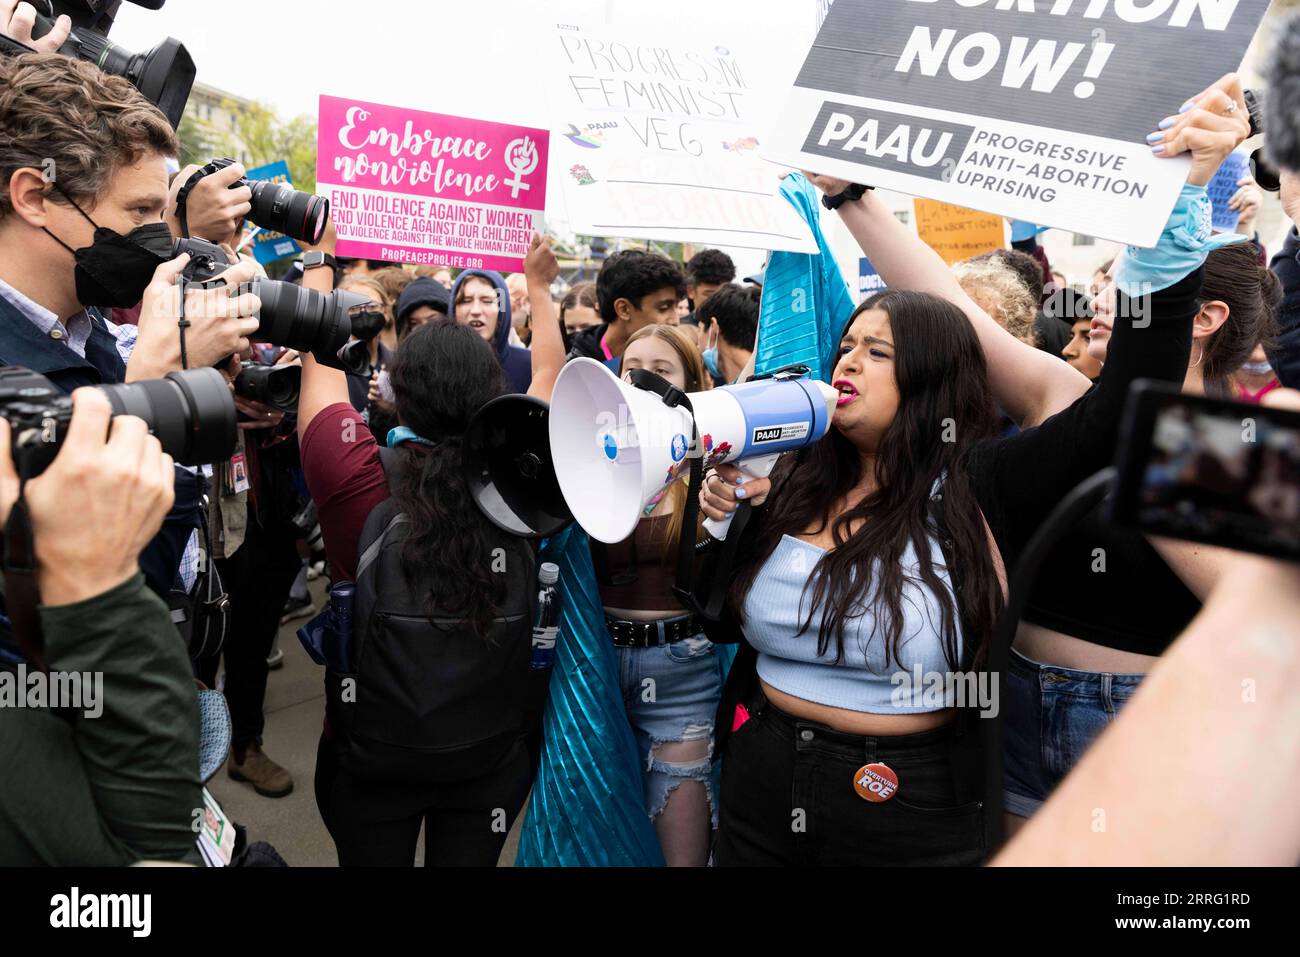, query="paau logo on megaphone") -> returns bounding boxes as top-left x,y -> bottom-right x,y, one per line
752,422 -> 812,444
